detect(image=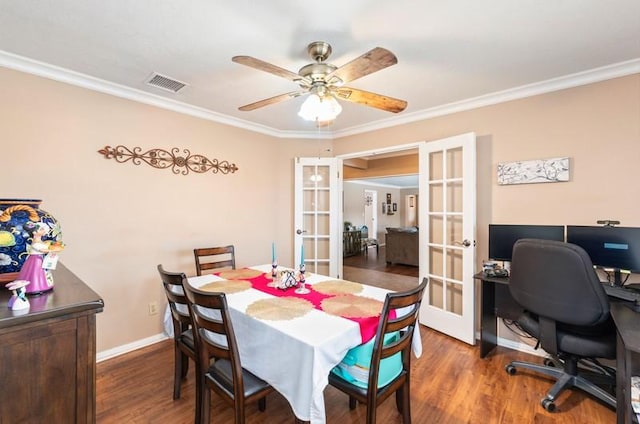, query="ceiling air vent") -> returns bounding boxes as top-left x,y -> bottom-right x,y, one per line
146,73 -> 188,93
